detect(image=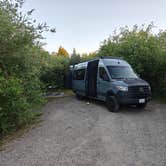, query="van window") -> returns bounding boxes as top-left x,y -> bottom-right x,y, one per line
74,69 -> 86,80
99,67 -> 110,81
107,66 -> 138,79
